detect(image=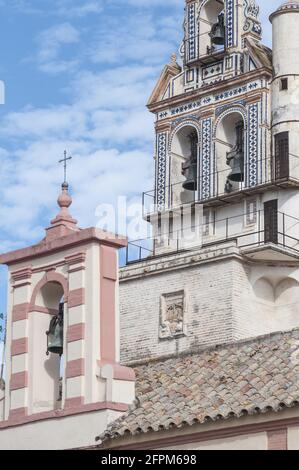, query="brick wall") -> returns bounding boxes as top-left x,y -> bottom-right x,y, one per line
119,243 -> 299,364
267,429 -> 287,450
119,254 -> 238,364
